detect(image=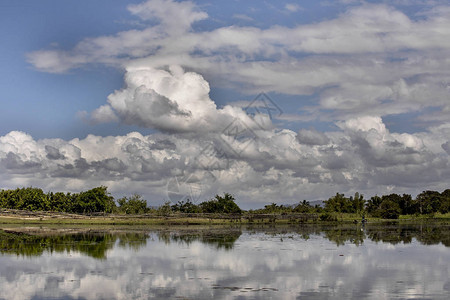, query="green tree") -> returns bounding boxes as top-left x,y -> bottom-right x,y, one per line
324,193 -> 352,213
71,186 -> 116,214
157,201 -> 172,216
293,200 -> 313,213
399,194 -> 416,215
199,193 -> 241,214
378,200 -> 401,219
0,187 -> 49,211
350,192 -> 365,215
171,199 -> 201,213
47,192 -> 71,212
438,189 -> 450,213
366,195 -> 382,215
117,194 -> 148,214
416,191 -> 442,214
